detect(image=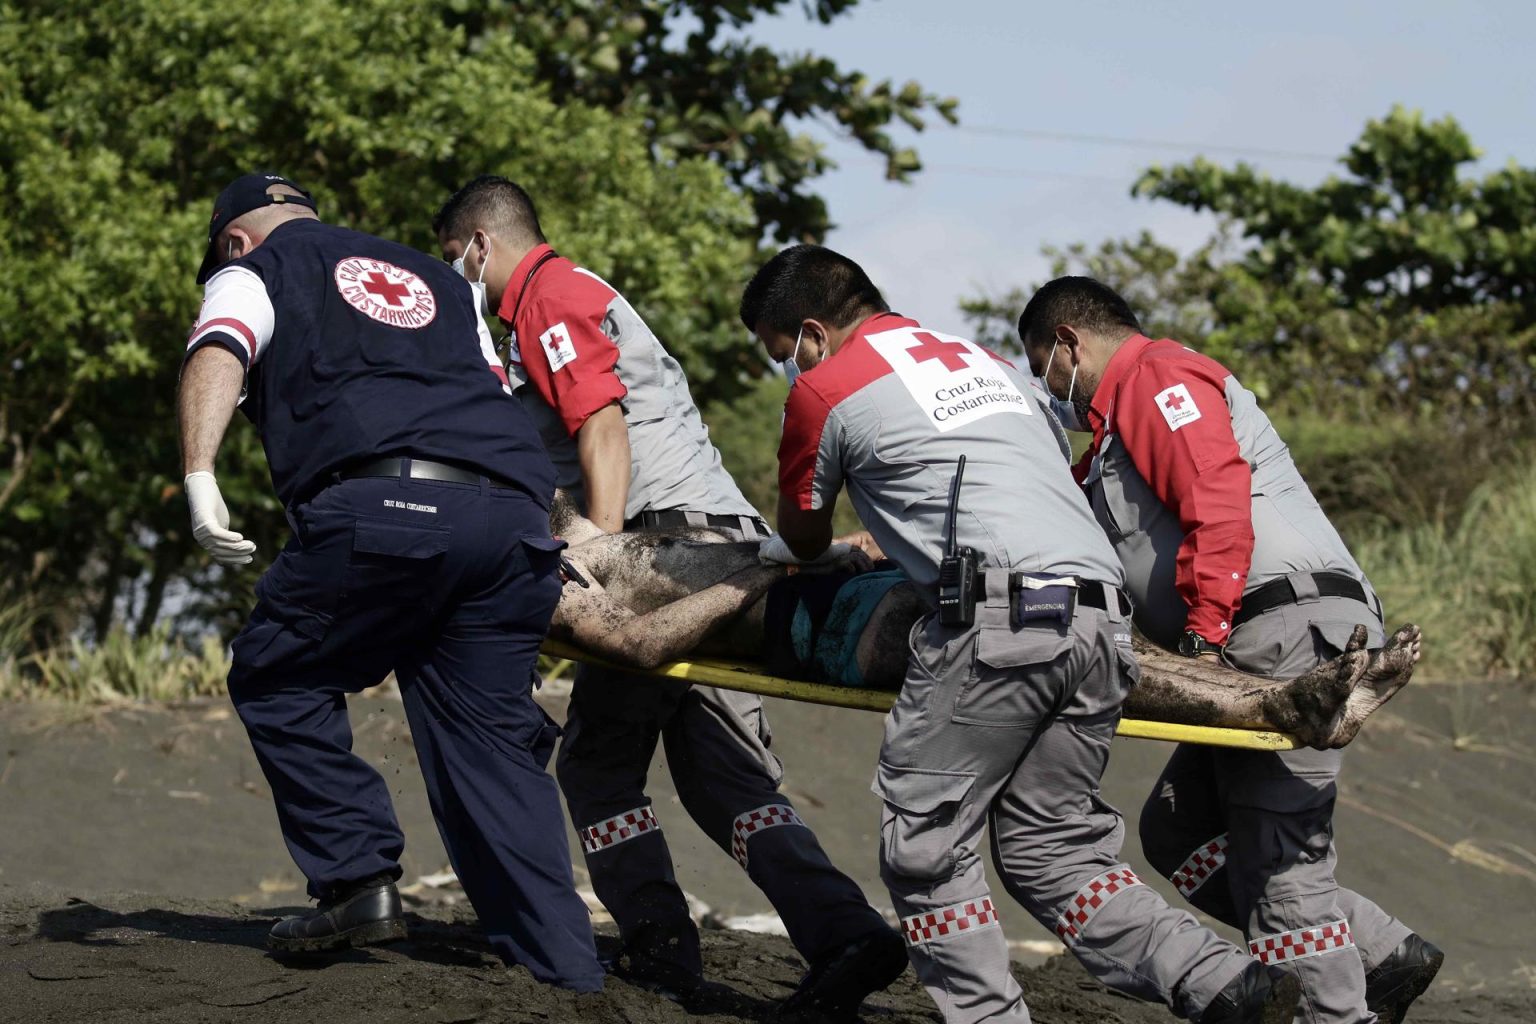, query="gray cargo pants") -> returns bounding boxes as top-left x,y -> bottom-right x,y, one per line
1139,590 -> 1413,1024
877,581 -> 1255,1023
555,519 -> 886,977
